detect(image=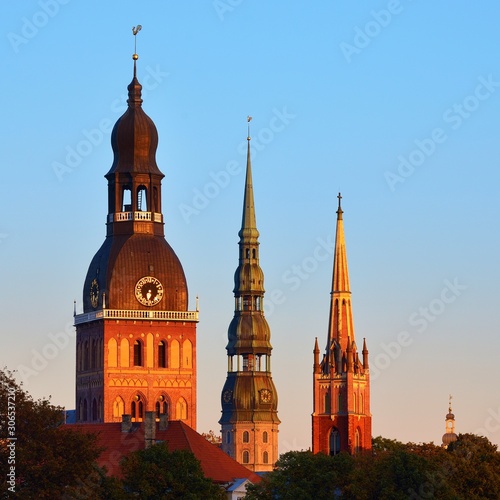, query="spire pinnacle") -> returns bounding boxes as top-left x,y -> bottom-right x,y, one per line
337,192 -> 343,220
239,116 -> 258,239
132,25 -> 142,77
